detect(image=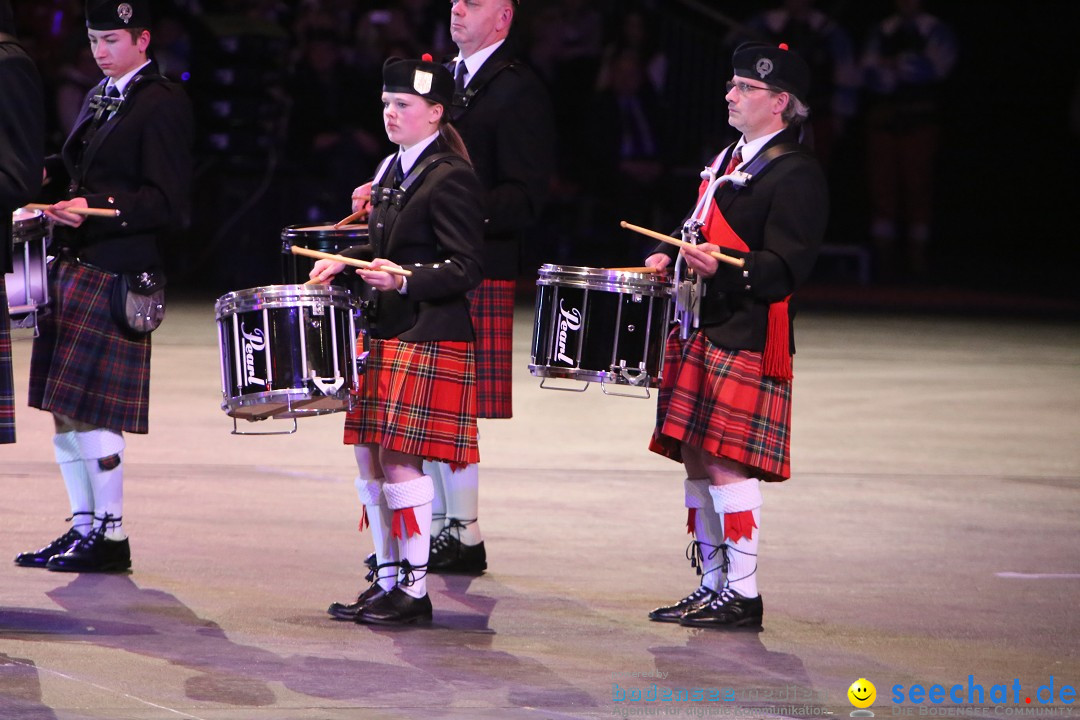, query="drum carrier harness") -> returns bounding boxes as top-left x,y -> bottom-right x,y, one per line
673,142 -> 808,339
